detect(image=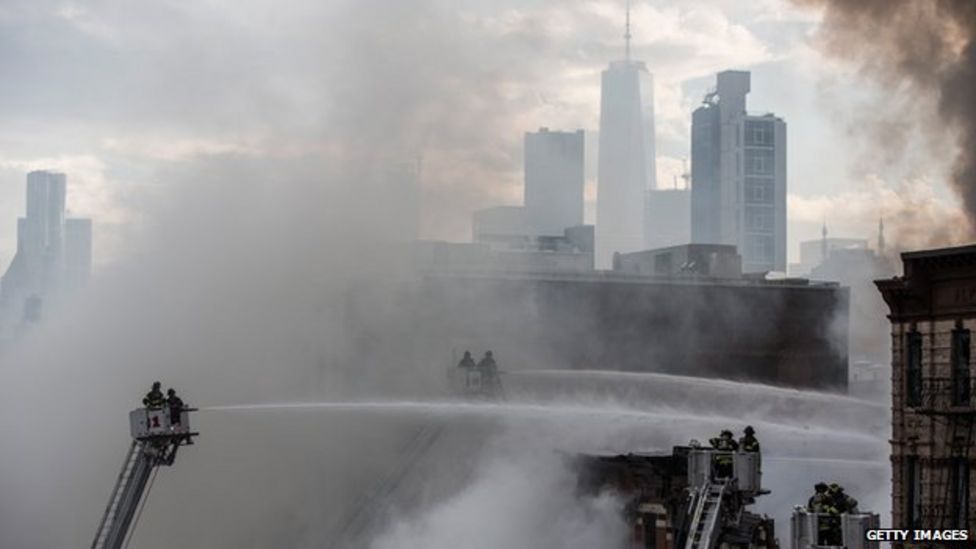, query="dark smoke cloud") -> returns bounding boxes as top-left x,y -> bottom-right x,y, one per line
798,0 -> 976,237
